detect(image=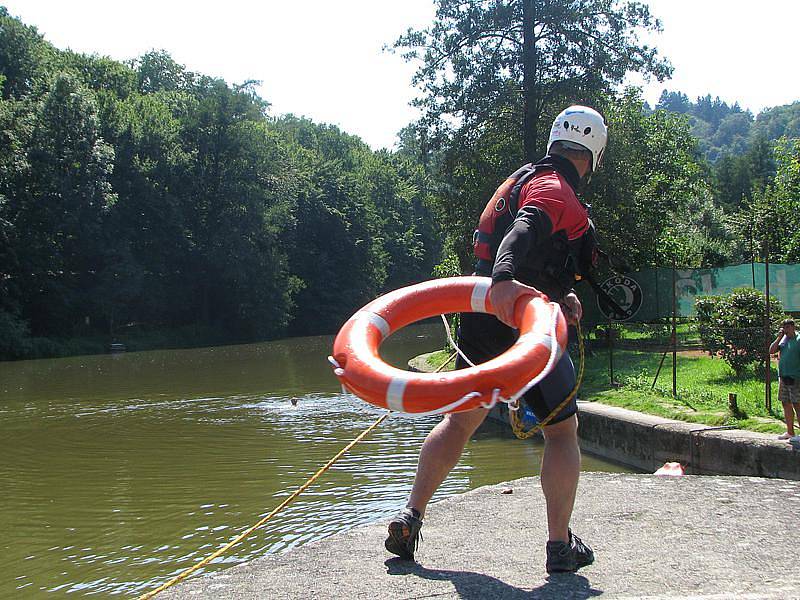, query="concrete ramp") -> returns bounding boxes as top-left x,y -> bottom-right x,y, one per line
164,473 -> 800,599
